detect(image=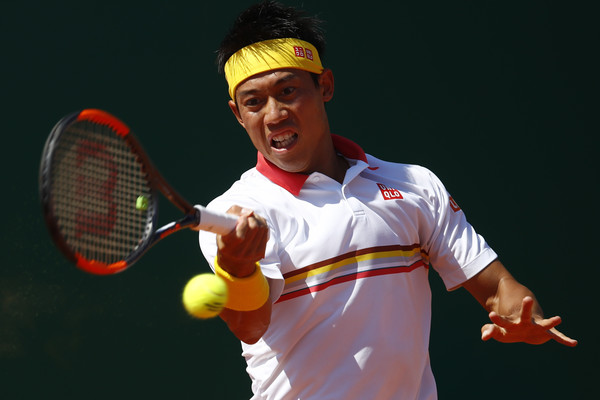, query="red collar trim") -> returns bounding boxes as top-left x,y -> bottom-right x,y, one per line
255,134 -> 368,195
